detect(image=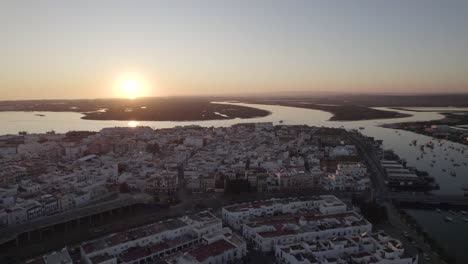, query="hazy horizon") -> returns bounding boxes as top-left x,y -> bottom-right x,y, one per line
2,90 -> 468,102
1,0 -> 468,100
